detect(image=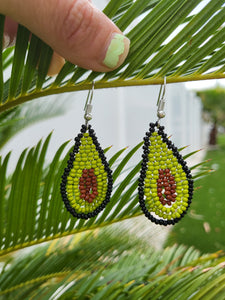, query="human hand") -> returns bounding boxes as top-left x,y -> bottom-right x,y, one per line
1,0 -> 130,75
